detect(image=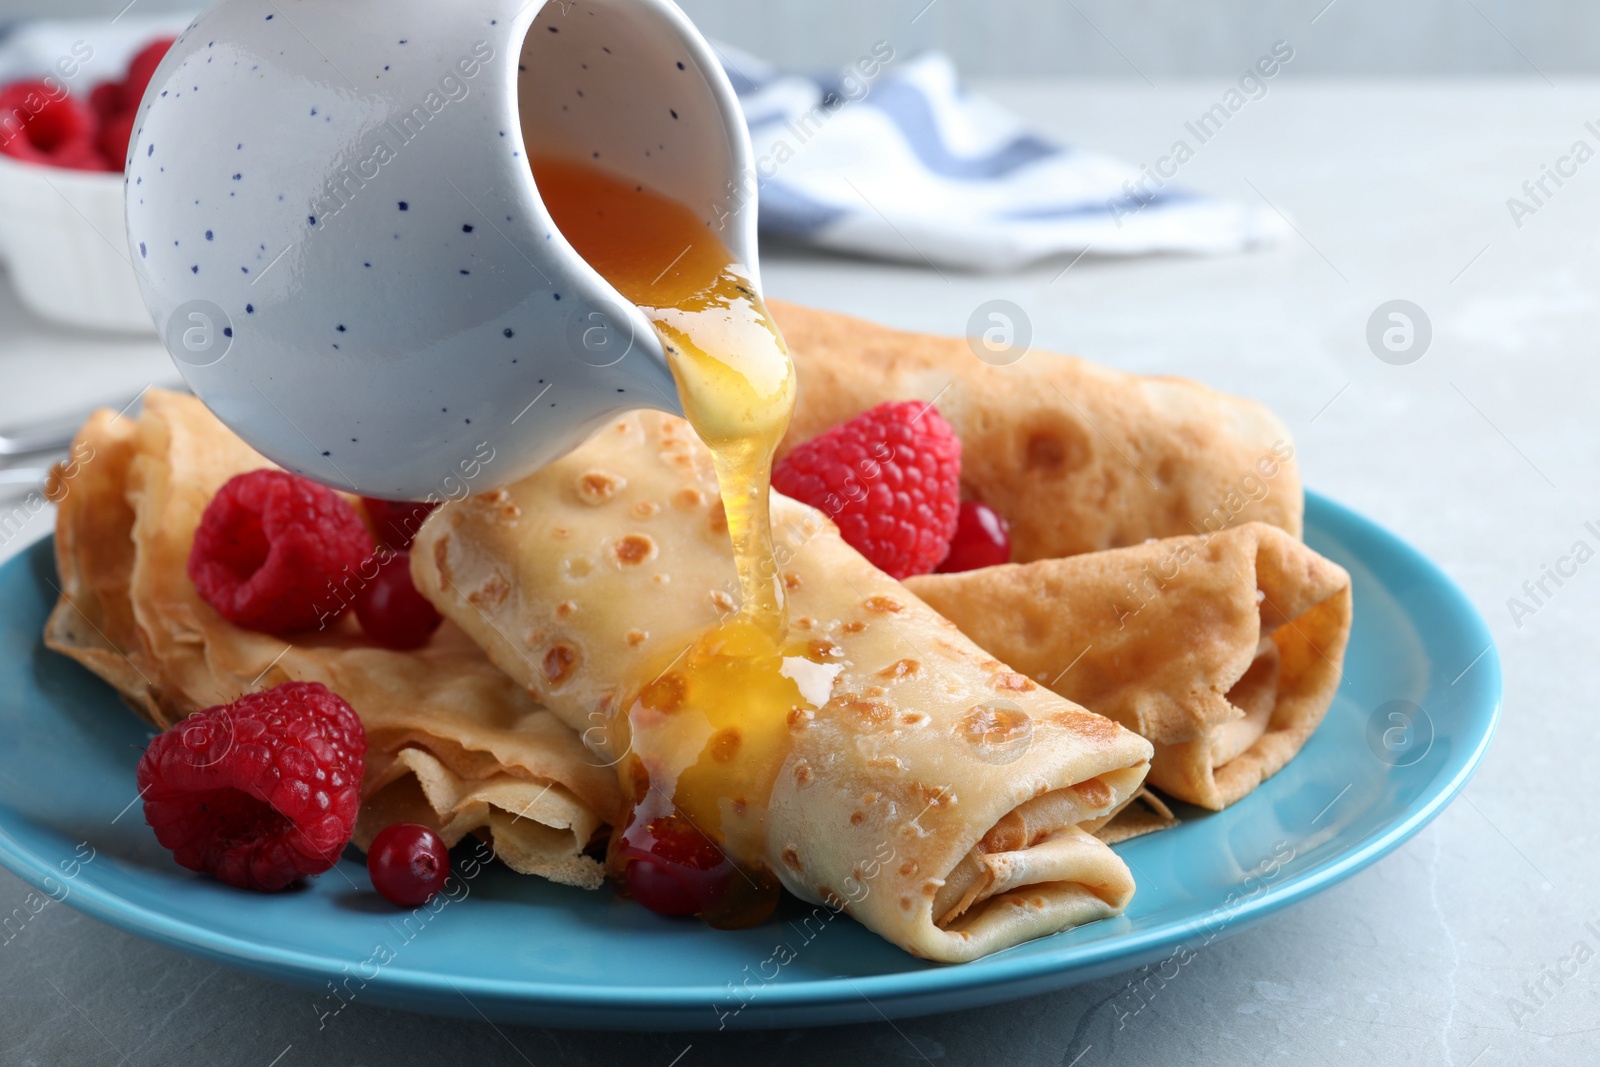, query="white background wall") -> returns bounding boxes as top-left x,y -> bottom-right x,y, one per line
1,0 -> 1586,76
